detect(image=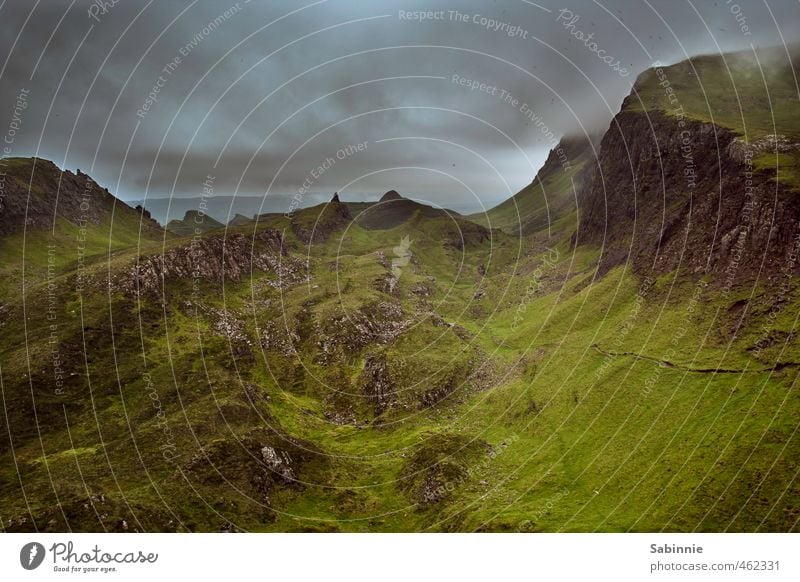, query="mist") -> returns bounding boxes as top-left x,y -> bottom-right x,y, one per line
1,0 -> 797,220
